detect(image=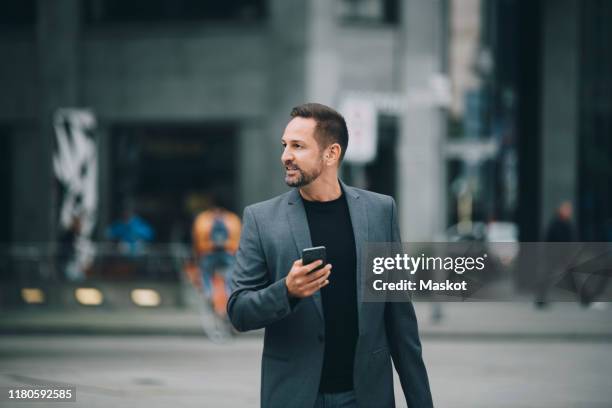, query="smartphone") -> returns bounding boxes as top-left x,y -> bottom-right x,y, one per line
302,246 -> 326,273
